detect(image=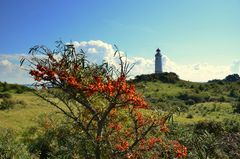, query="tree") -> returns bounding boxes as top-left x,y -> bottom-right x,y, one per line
21,42 -> 187,158
224,74 -> 240,82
